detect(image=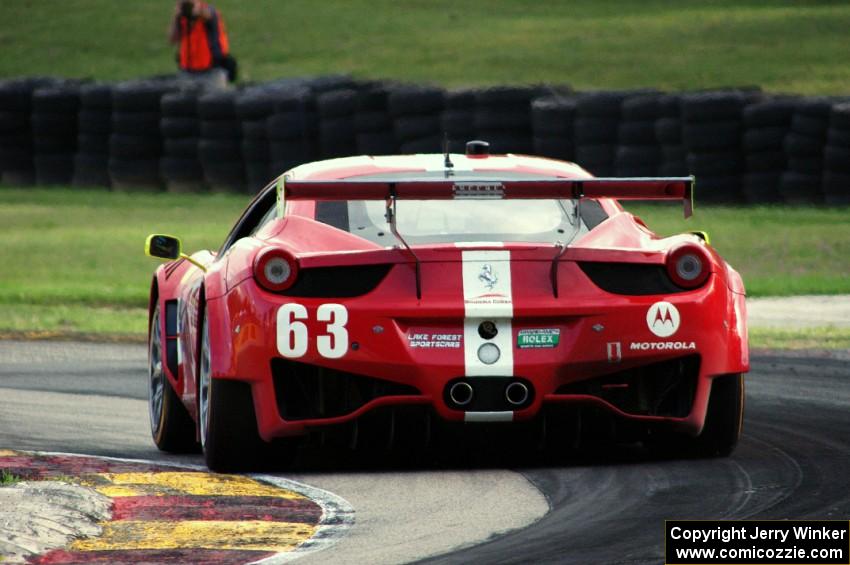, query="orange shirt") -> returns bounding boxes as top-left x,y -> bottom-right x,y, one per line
178,5 -> 229,71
